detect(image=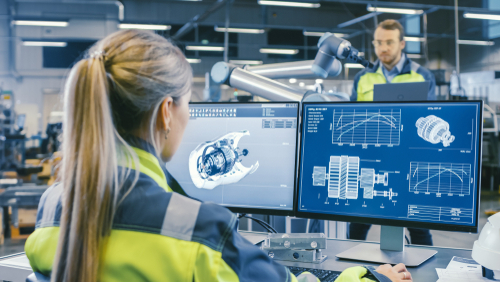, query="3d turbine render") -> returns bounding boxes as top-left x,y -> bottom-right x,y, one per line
416,115 -> 455,147
189,130 -> 259,189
